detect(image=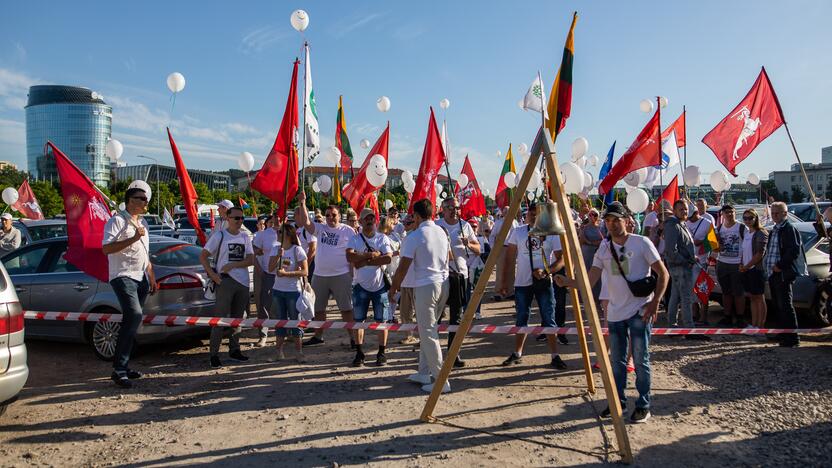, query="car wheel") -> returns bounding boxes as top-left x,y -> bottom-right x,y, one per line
87,320 -> 121,362
811,283 -> 832,327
